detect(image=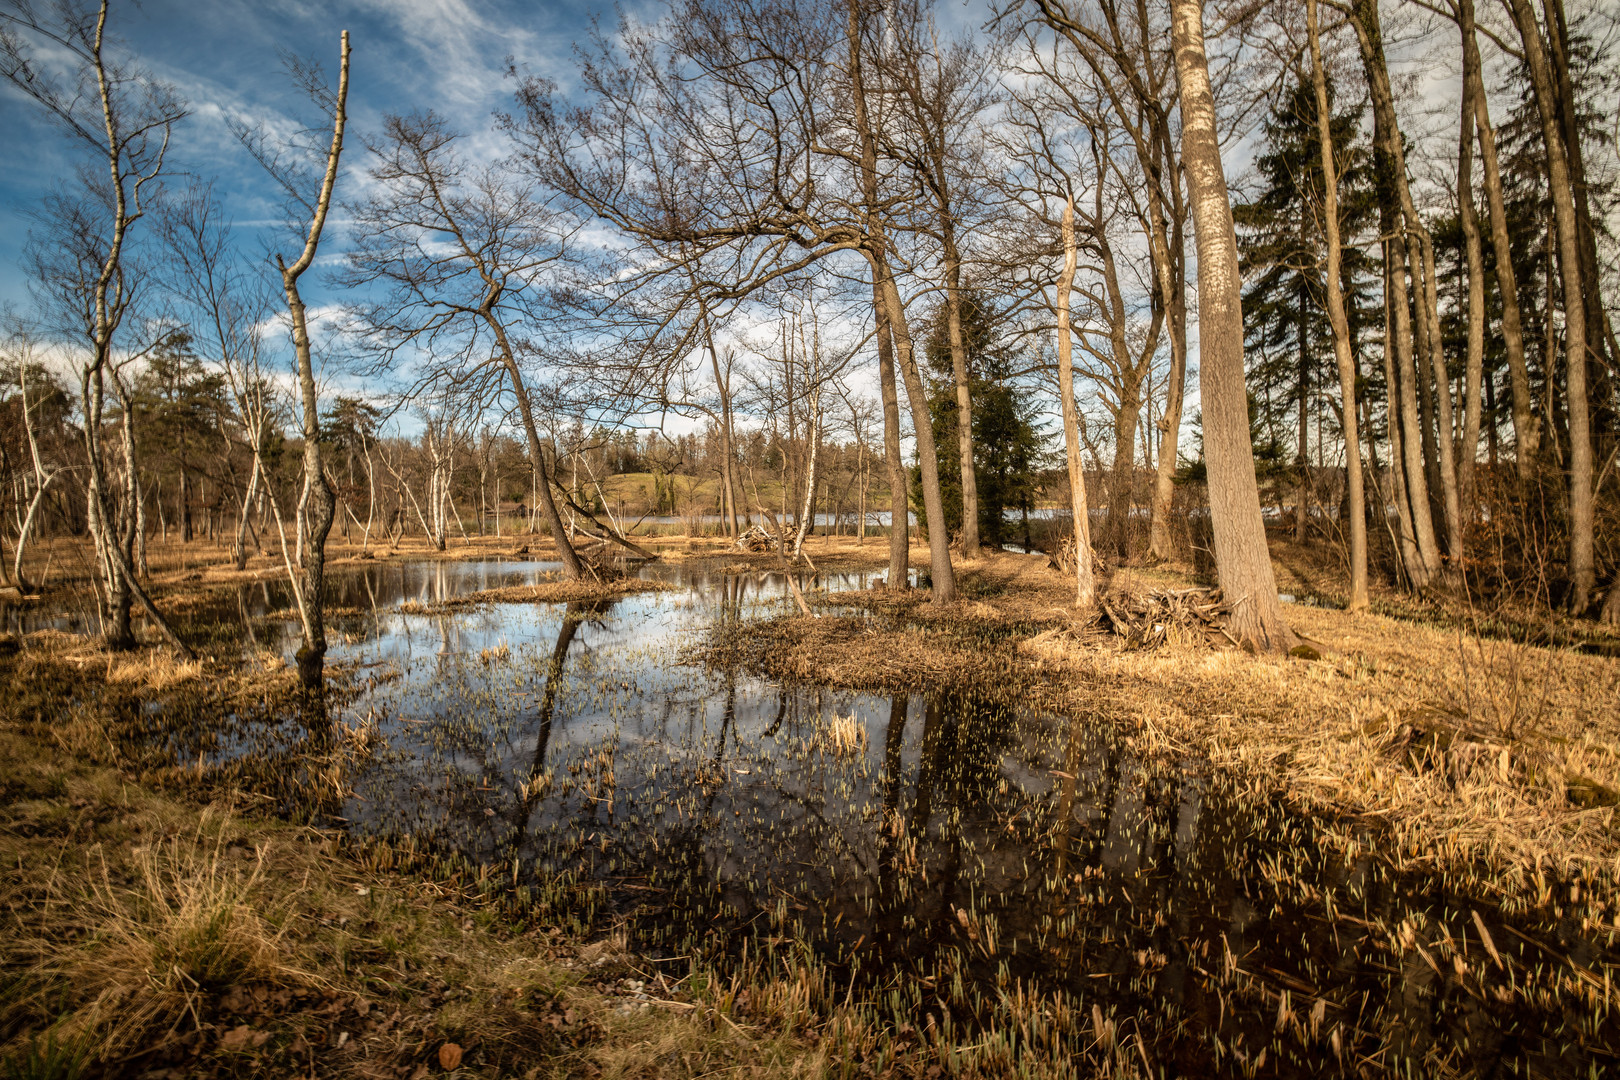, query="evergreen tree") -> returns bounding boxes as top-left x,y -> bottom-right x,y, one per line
911,292 -> 1048,548
1234,73 -> 1379,516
